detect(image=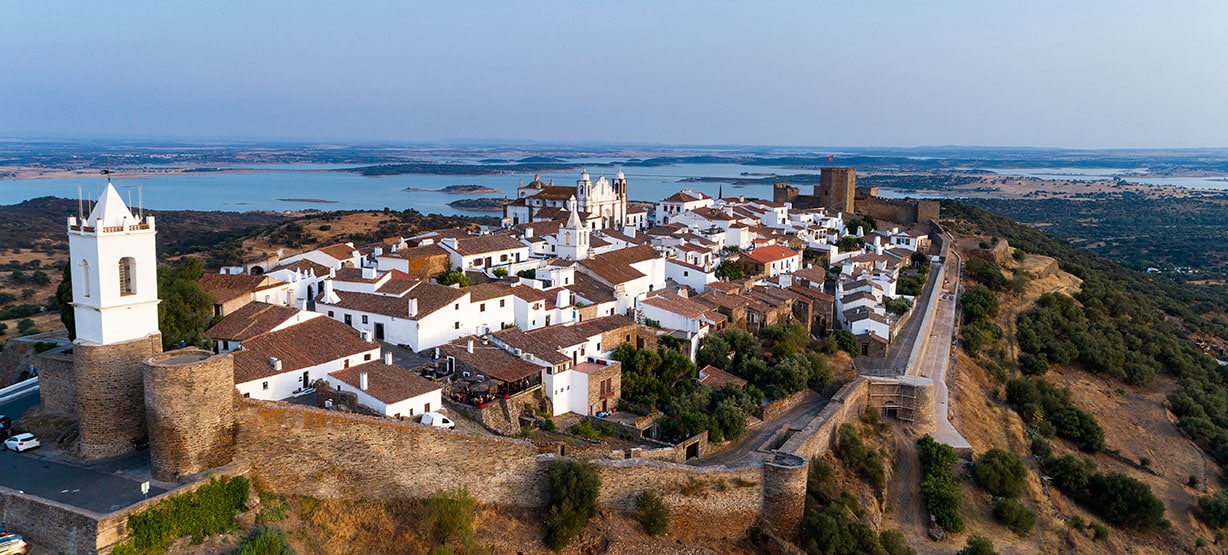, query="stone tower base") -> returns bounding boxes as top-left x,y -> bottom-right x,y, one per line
74,333 -> 162,459
144,348 -> 236,482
